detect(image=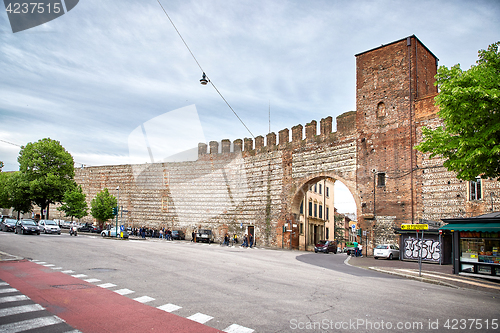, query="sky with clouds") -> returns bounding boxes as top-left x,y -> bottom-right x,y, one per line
1,0 -> 499,214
